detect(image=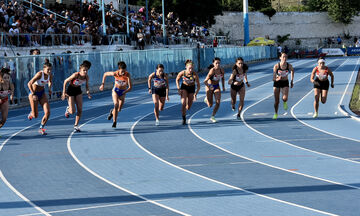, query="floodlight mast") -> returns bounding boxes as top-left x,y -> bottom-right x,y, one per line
243,0 -> 250,46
